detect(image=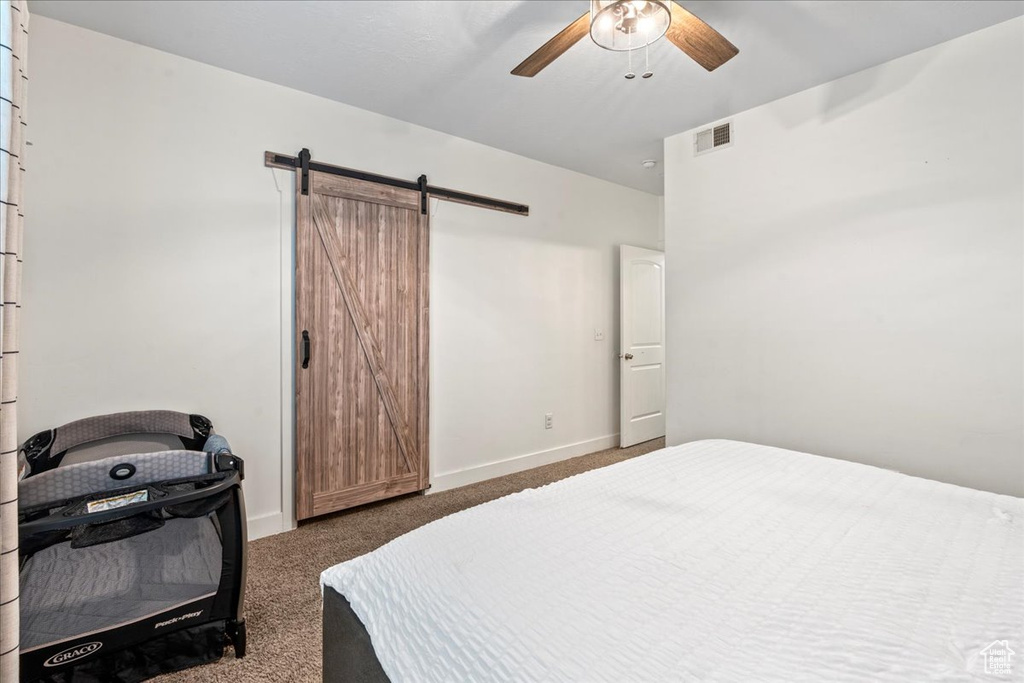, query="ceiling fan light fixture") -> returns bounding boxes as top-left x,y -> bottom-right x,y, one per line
589,0 -> 671,52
